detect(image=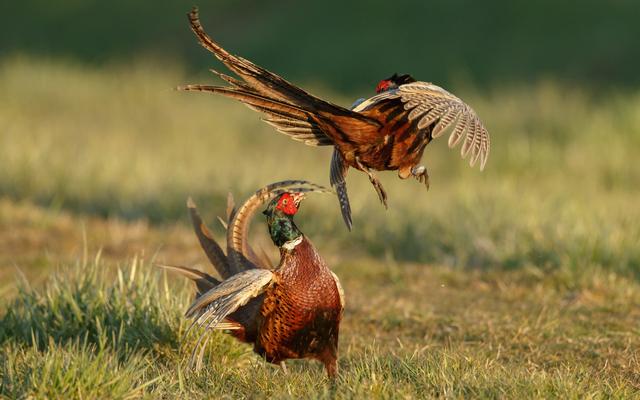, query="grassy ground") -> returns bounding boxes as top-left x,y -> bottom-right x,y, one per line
1,58 -> 639,398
